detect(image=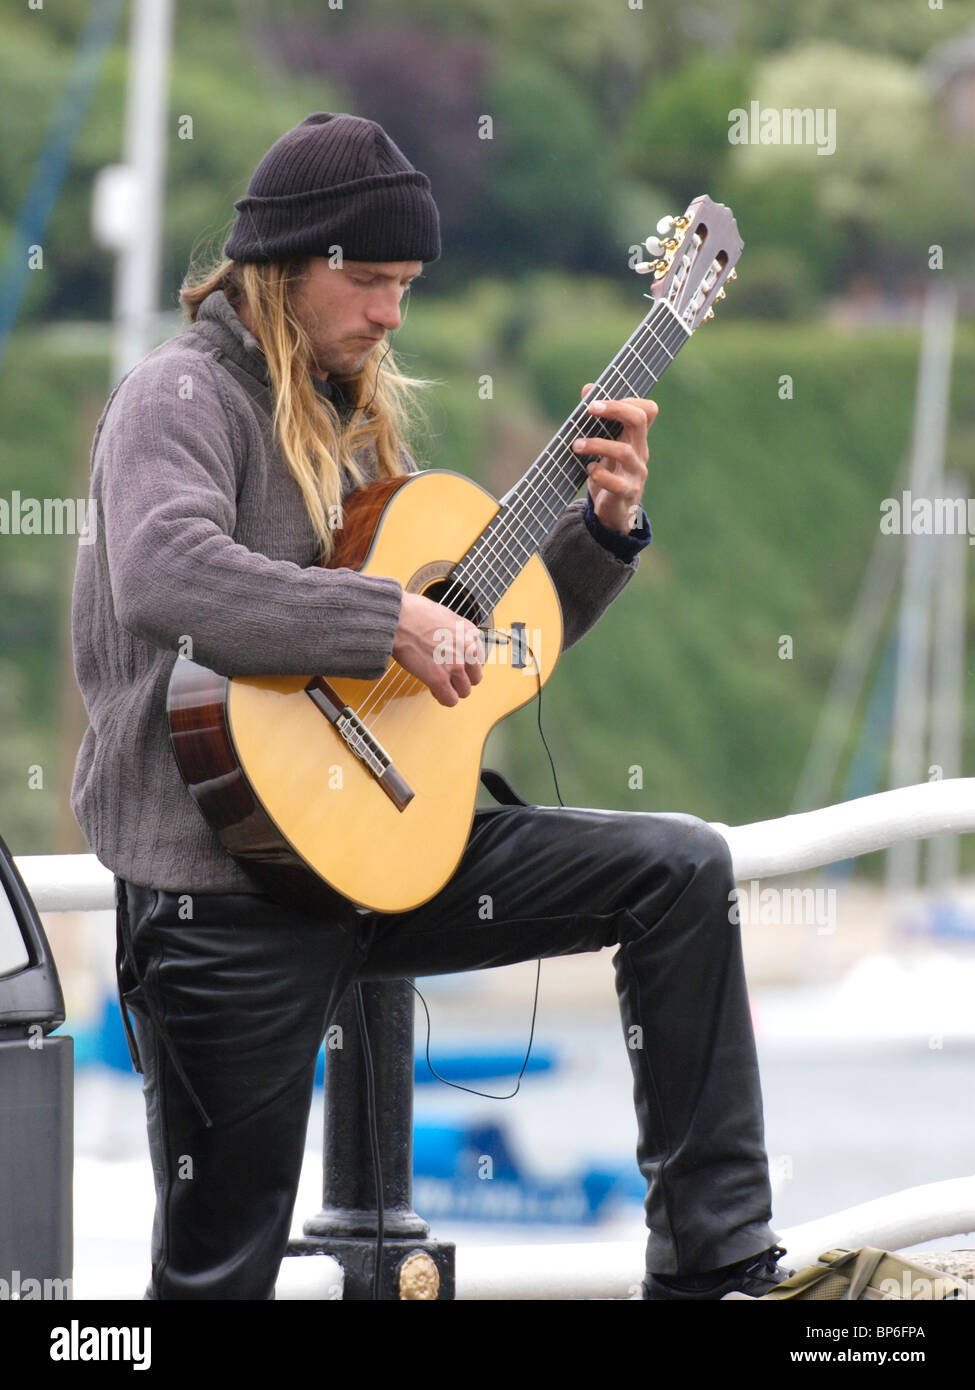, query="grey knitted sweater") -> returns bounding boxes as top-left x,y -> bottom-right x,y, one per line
70,290 -> 642,893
